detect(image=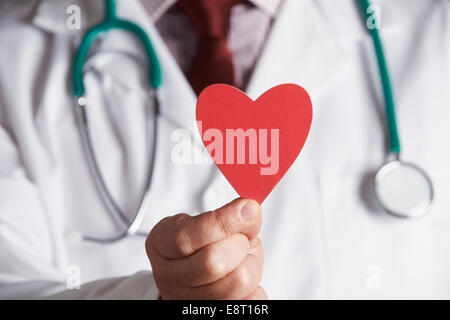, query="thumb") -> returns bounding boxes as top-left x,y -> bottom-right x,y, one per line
206,198 -> 262,242
149,198 -> 262,259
